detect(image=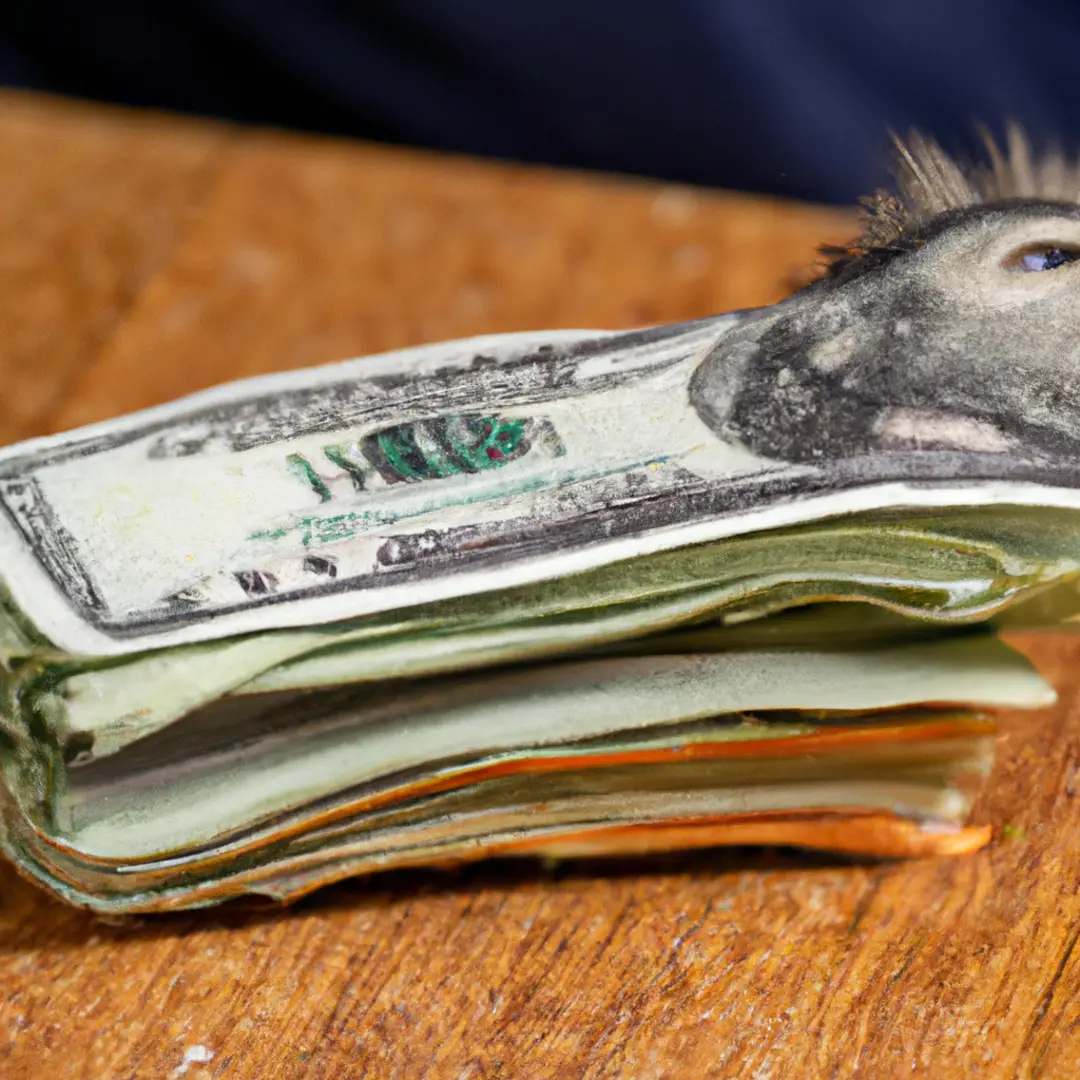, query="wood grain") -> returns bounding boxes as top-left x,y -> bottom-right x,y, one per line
1,92 -> 1076,1080
0,92 -> 229,444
